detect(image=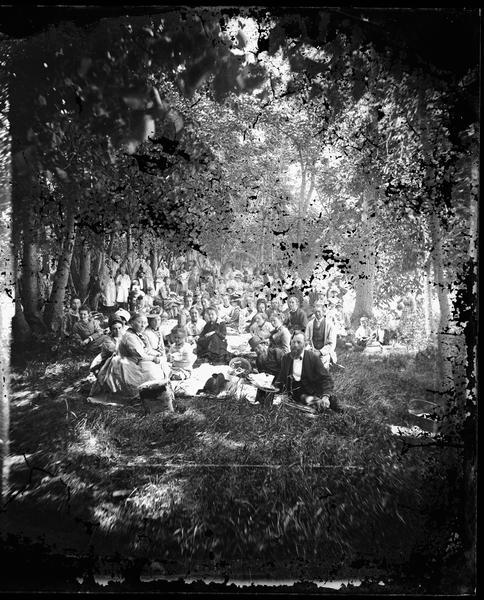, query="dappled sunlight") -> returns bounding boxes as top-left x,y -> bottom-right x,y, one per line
2,6 -> 476,590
